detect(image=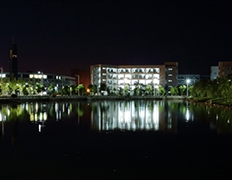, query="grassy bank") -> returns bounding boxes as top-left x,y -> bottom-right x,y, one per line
188,97 -> 232,108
